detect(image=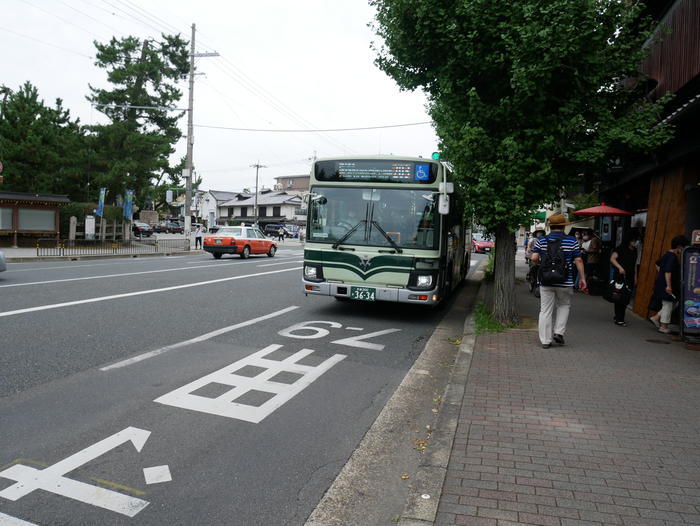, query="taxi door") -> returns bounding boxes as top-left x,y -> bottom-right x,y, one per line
245,228 -> 261,254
